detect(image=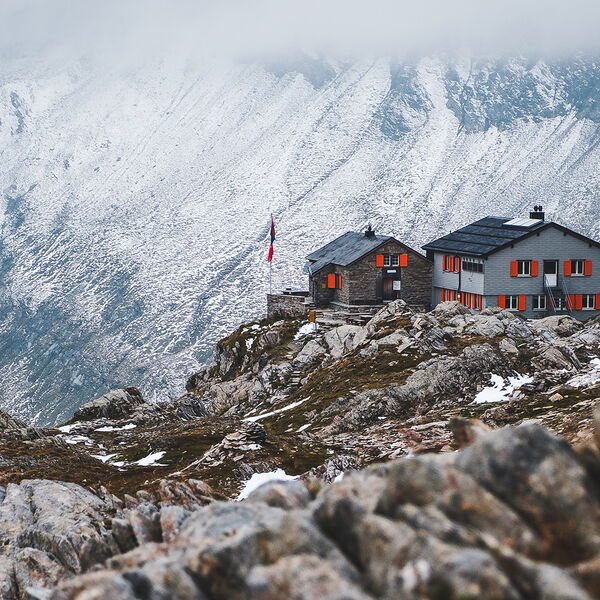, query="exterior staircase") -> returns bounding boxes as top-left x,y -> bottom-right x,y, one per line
544,275 -> 571,315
